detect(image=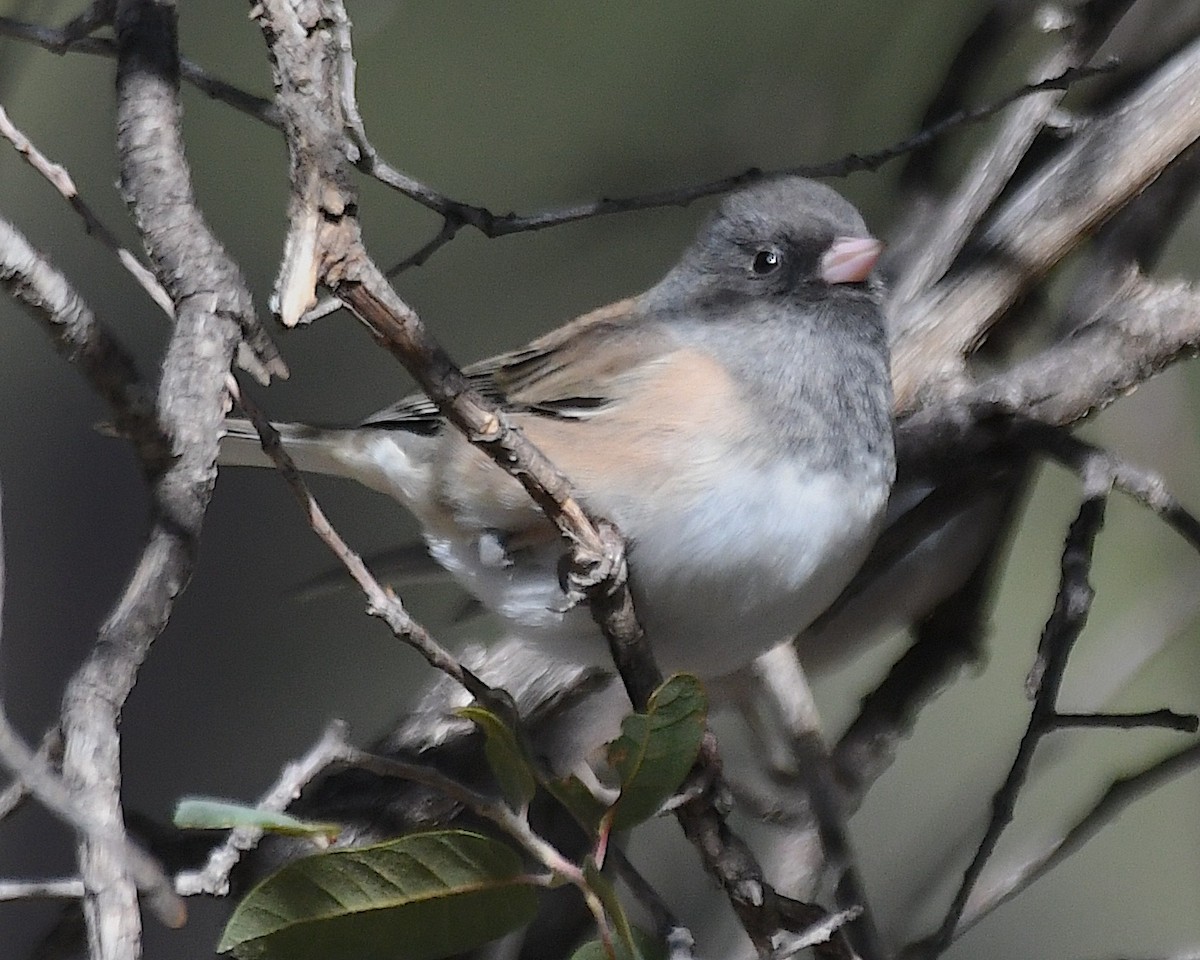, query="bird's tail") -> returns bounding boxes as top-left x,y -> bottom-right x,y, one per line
218,418 -> 436,507
219,419 -> 345,473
